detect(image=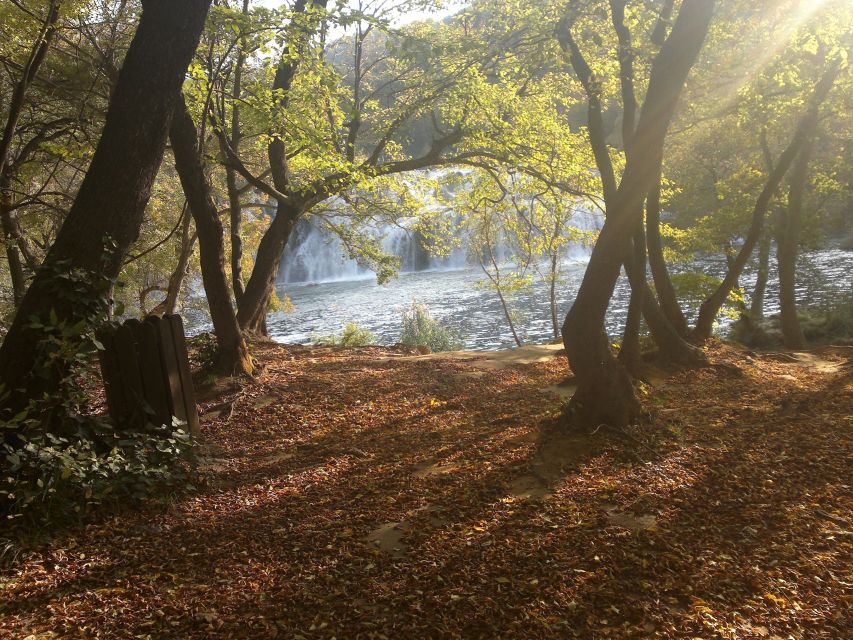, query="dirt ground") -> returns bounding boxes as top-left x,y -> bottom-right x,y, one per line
1,341 -> 850,639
